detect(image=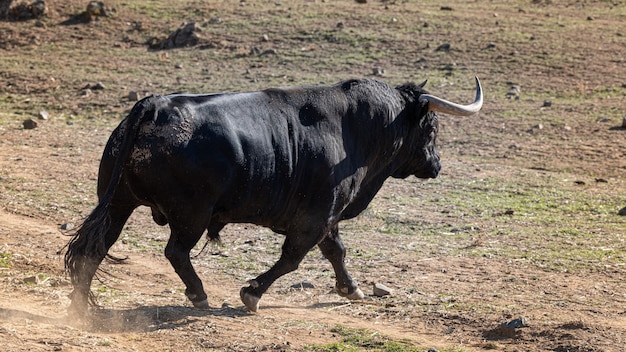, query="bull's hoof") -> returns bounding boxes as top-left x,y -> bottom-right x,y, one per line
337,286 -> 365,301
240,287 -> 260,312
67,291 -> 89,320
185,291 -> 209,310
192,299 -> 210,310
